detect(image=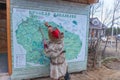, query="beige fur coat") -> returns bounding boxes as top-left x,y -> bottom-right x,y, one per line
44,40 -> 67,79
